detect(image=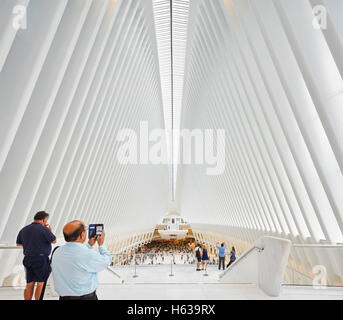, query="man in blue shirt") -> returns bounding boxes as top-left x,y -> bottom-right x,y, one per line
16,211 -> 56,300
51,220 -> 112,300
216,242 -> 227,270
